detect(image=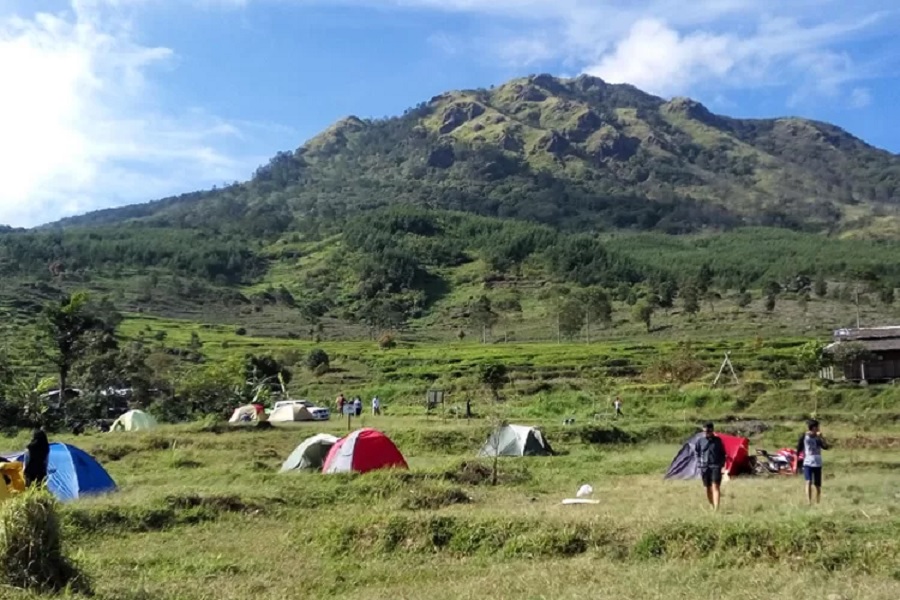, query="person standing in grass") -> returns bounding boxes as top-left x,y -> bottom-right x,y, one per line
799,419 -> 829,505
372,396 -> 381,416
24,428 -> 50,488
613,397 -> 624,419
694,422 -> 726,511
